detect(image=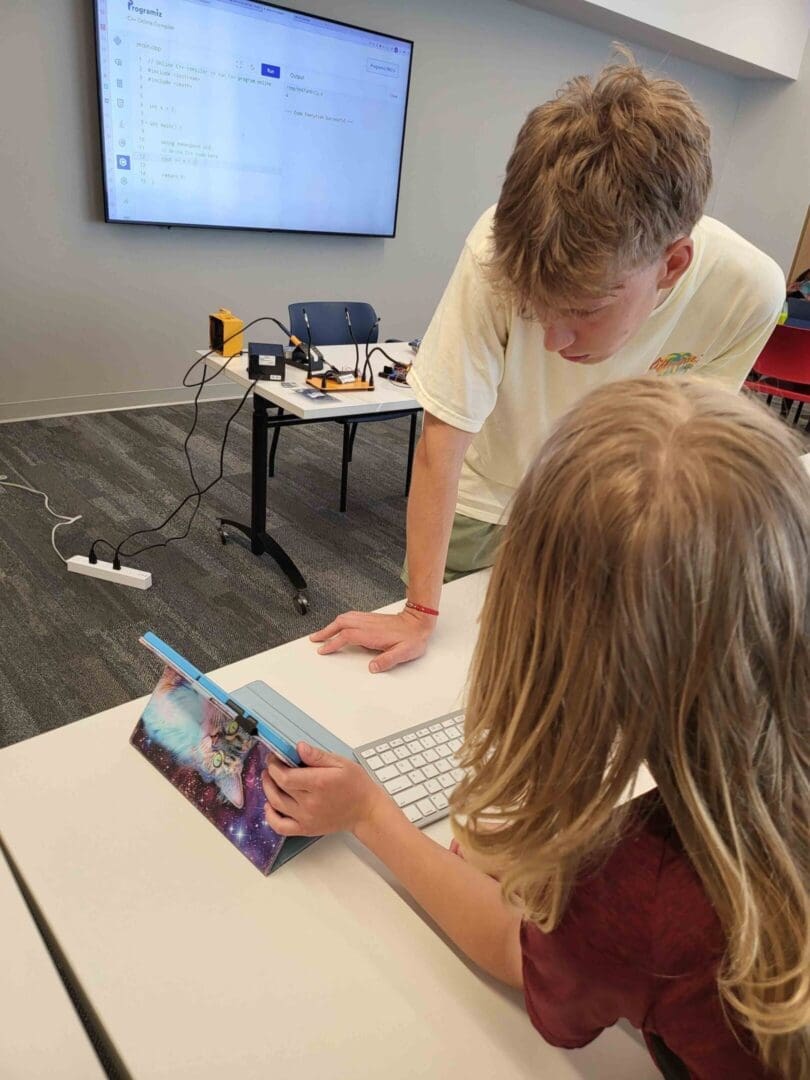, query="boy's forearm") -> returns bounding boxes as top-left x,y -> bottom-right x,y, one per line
354,796 -> 524,988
